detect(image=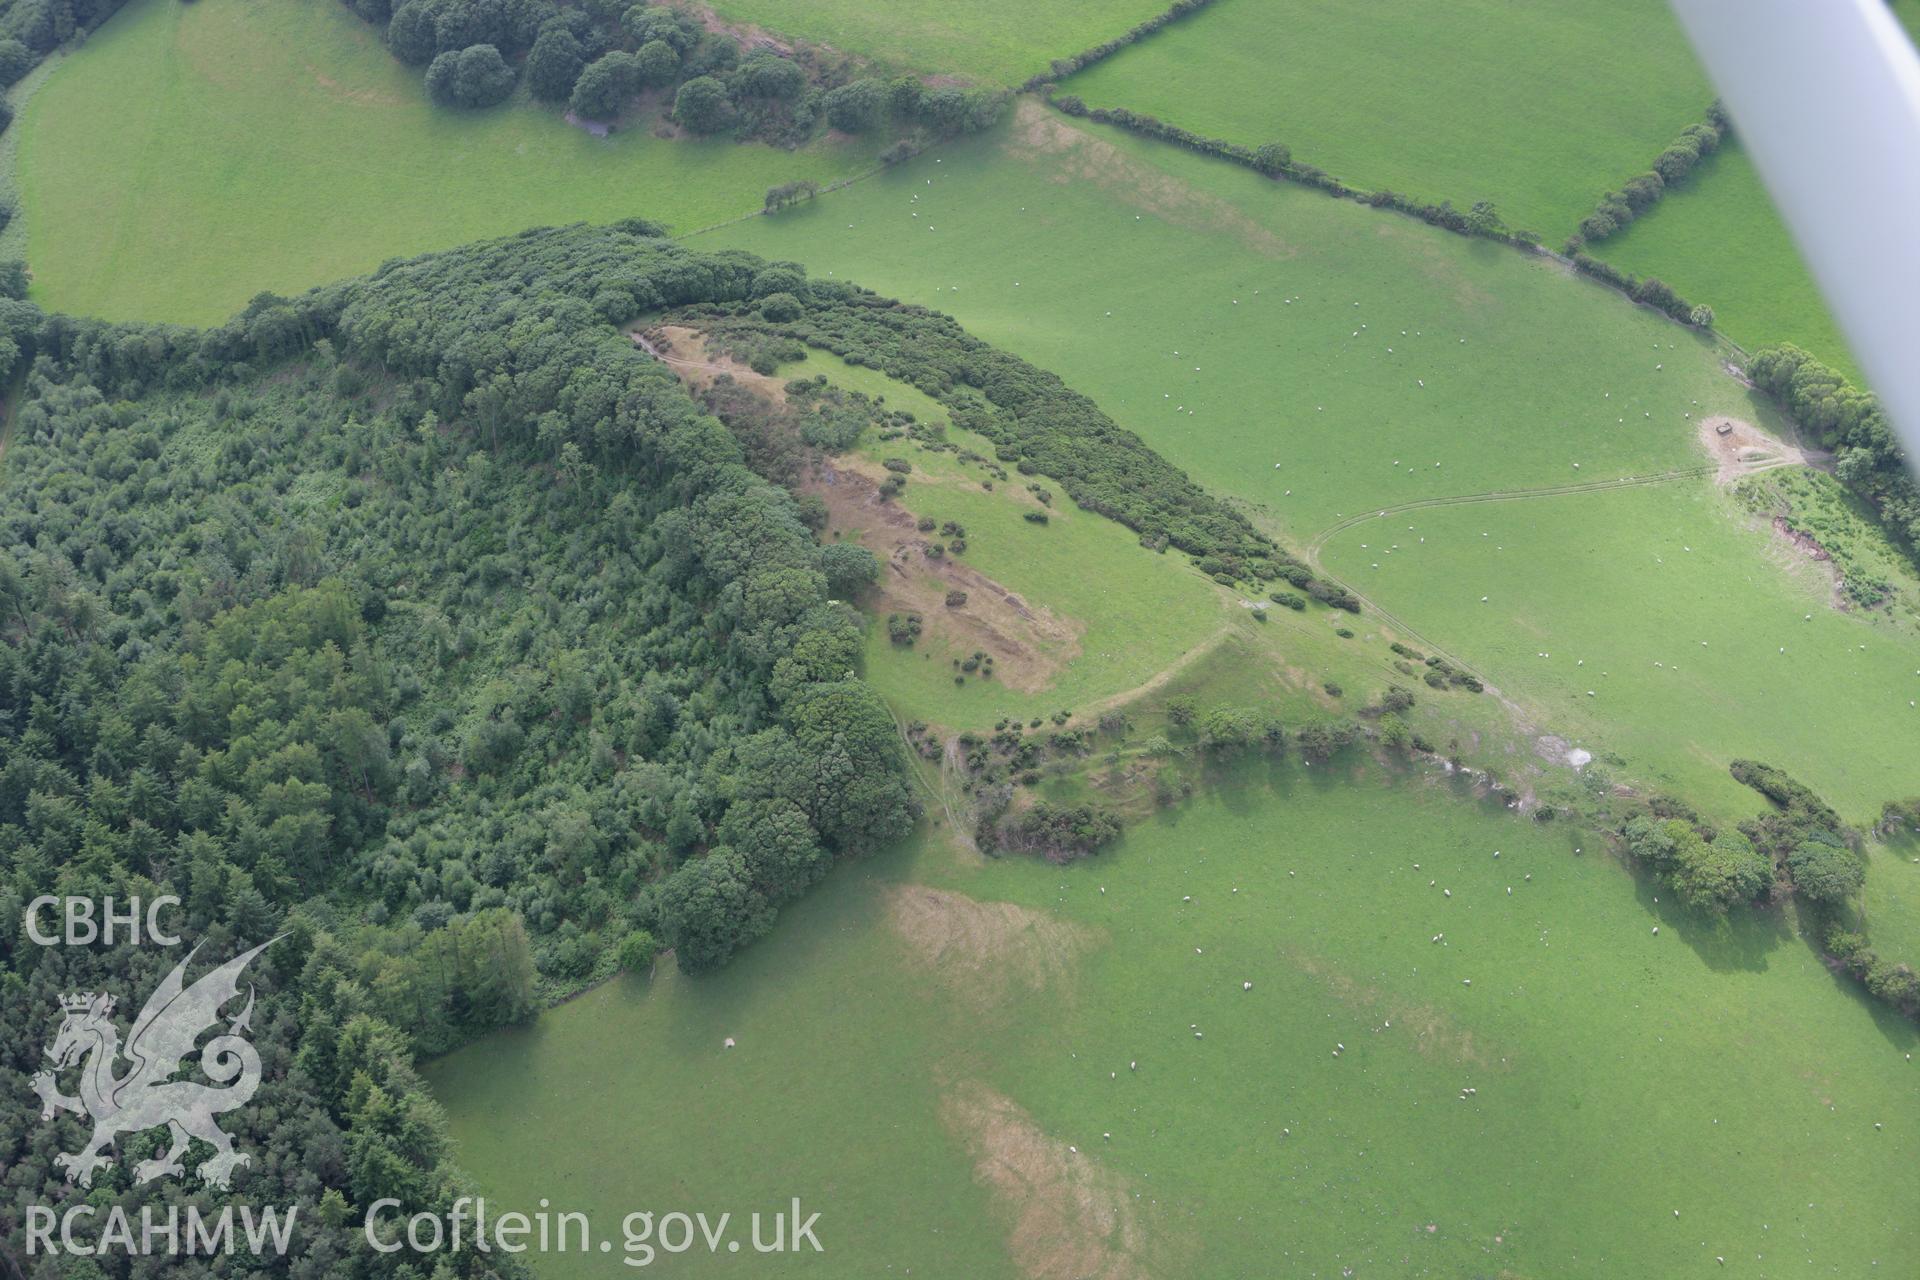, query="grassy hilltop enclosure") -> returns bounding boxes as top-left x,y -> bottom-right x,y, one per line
647,342 -> 1506,744
748,350 -> 1235,725
706,107 -> 1920,820
1058,0 -> 1715,236
11,0 -> 879,324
